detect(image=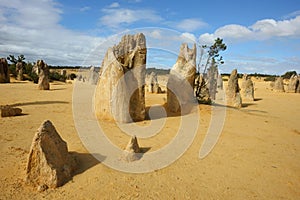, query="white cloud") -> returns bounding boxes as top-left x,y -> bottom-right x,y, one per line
180,32 -> 196,42
80,6 -> 90,12
99,8 -> 162,28
108,2 -> 120,8
175,18 -> 207,32
0,0 -> 105,66
283,10 -> 300,19
199,16 -> 300,45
